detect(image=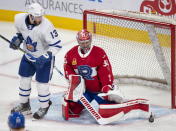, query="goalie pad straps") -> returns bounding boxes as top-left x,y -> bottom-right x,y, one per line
64,75 -> 85,102
62,99 -> 84,120
99,98 -> 149,118
62,99 -> 69,120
